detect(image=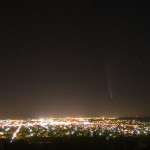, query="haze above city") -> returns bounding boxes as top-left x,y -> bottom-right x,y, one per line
0,1 -> 150,118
